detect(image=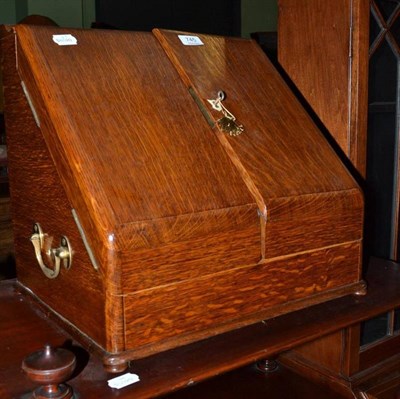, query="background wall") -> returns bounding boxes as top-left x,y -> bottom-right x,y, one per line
0,0 -> 24,24
0,0 -> 95,28
95,0 -> 241,36
0,1 -> 278,35
241,0 -> 278,37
